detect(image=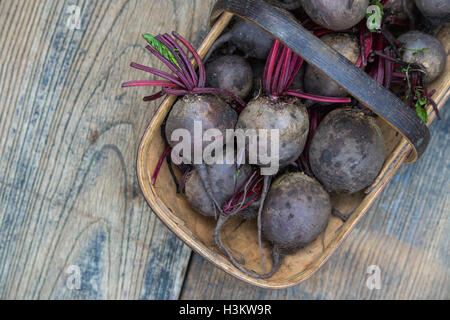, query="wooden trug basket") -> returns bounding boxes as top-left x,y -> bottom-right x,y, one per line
136,0 -> 450,289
